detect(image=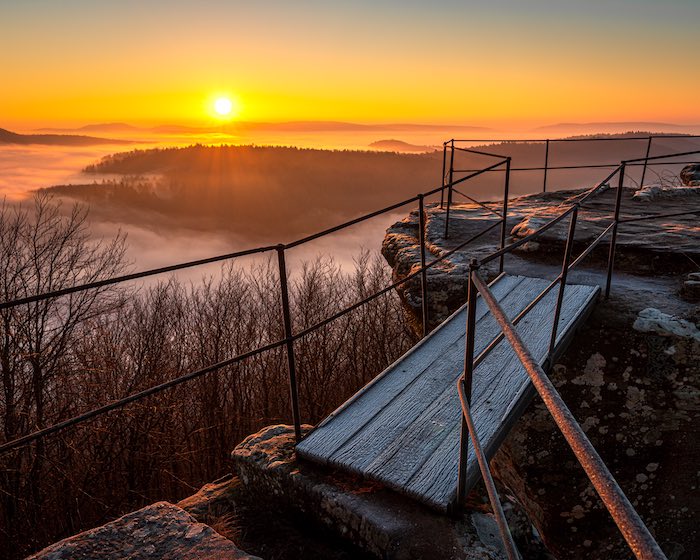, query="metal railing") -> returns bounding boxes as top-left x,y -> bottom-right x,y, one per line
454,148 -> 700,560
0,139 -> 697,559
444,134 -> 700,189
